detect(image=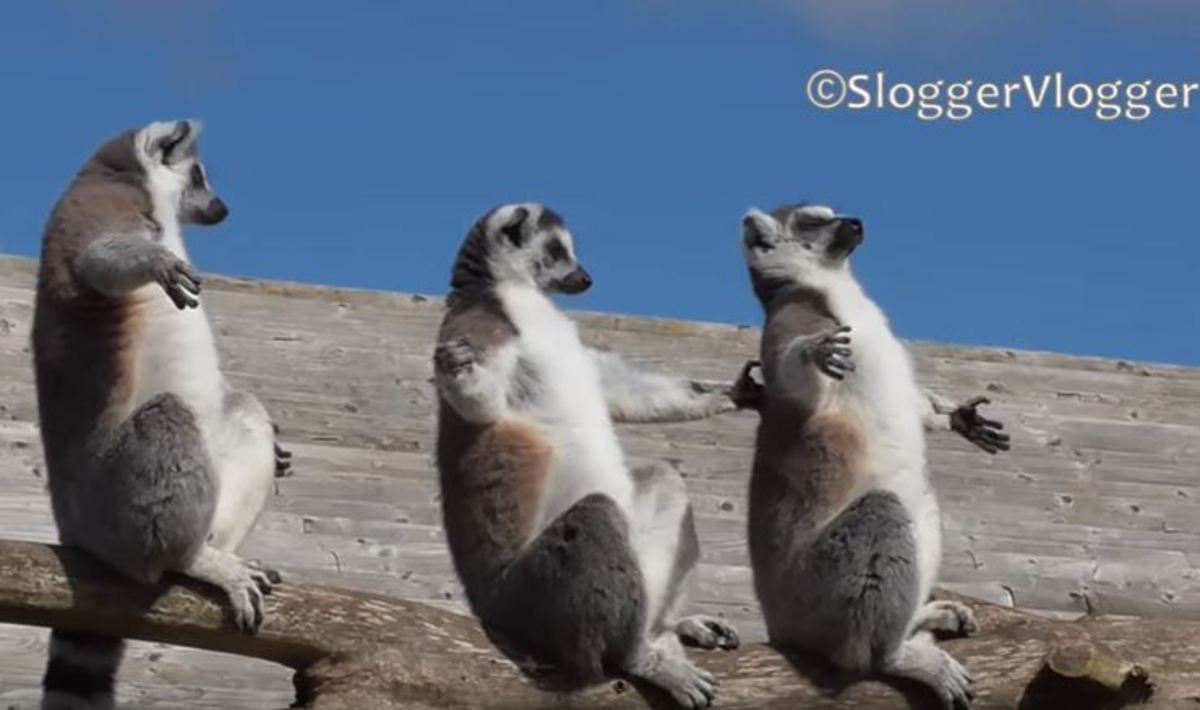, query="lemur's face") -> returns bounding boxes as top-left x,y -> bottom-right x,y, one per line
484,203 -> 592,294
742,204 -> 864,274
135,120 -> 229,226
